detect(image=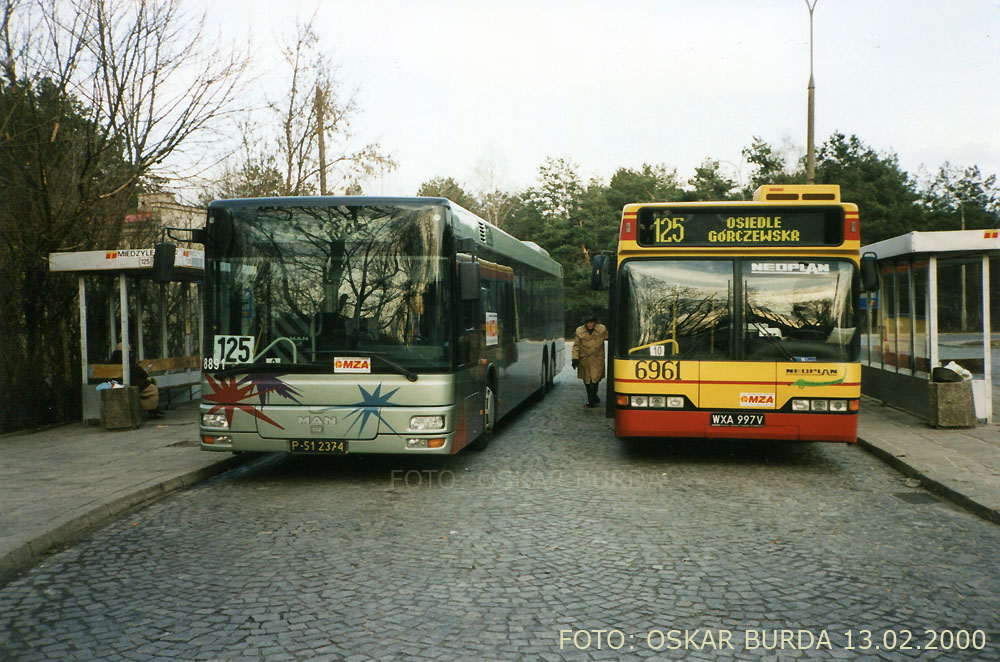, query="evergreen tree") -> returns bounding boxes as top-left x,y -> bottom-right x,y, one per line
416,176 -> 480,213
685,159 -> 739,201
922,163 -> 1000,231
741,136 -> 804,196
814,132 -> 924,244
